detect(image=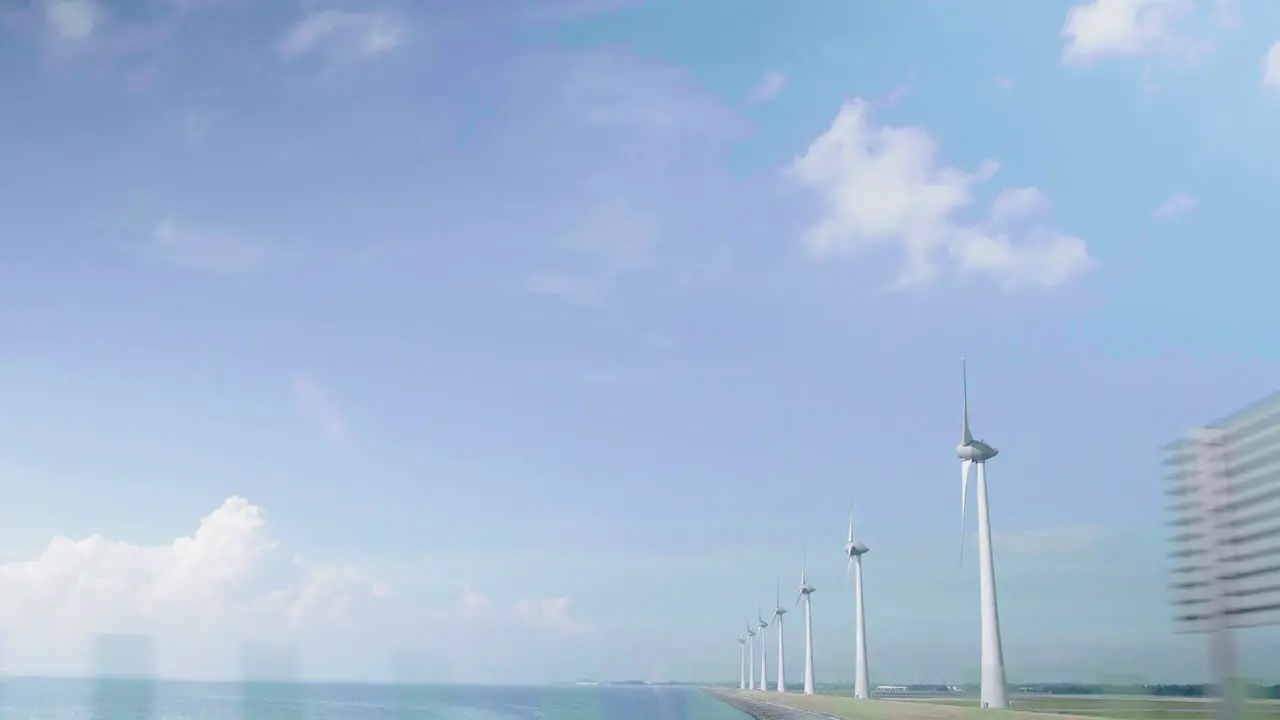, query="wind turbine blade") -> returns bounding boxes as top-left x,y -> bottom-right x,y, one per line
796,590 -> 803,606
962,358 -> 973,445
848,506 -> 855,543
776,577 -> 780,608
846,555 -> 852,581
960,458 -> 973,564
